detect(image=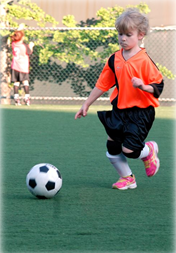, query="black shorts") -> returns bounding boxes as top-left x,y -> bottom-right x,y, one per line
97,106 -> 155,151
11,69 -> 29,83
